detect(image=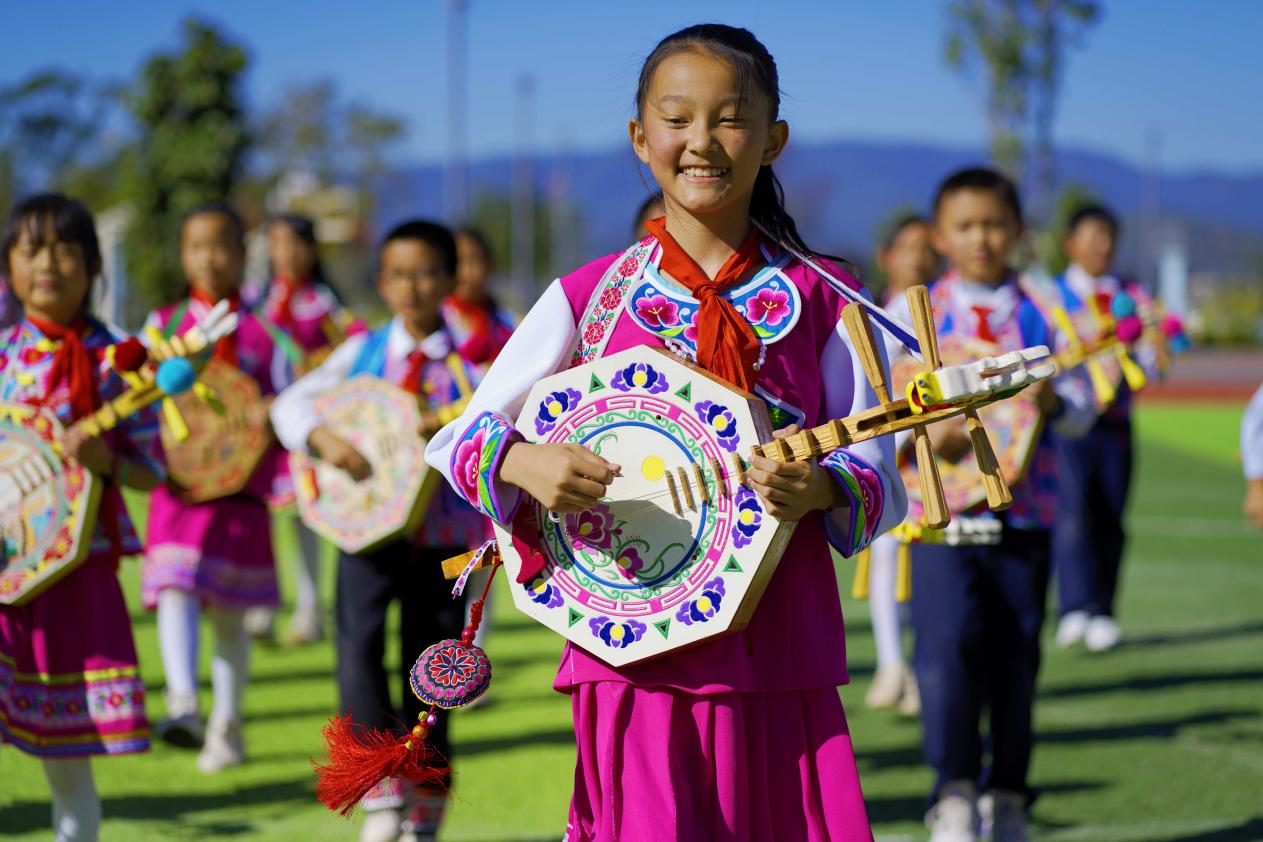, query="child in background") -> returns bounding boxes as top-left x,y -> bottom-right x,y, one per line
0,194 -> 164,841
1243,382 -> 1263,528
141,202 -> 285,773
864,214 -> 939,714
1049,205 -> 1155,653
0,272 -> 20,328
427,25 -> 906,841
442,227 -> 516,367
272,220 -> 484,842
899,168 -> 1095,842
245,213 -> 366,647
